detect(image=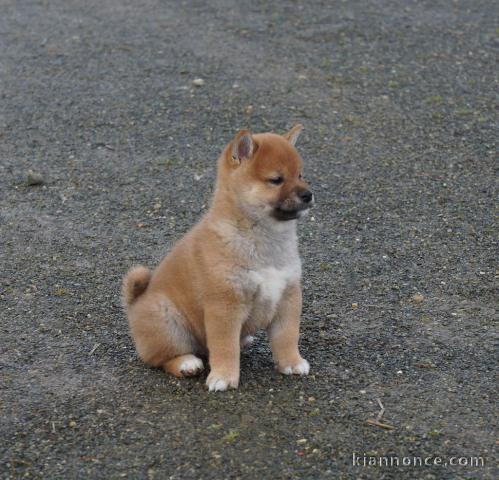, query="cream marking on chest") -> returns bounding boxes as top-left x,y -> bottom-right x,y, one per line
211,216 -> 301,318
249,264 -> 300,307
